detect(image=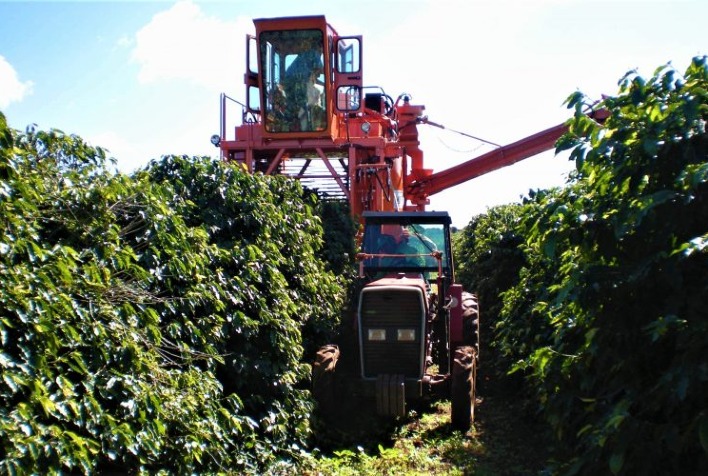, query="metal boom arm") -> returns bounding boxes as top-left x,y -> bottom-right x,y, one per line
406,122 -> 568,203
